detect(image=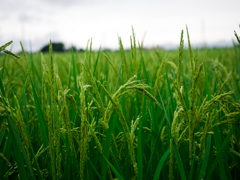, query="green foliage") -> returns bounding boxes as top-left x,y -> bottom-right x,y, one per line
0,27 -> 240,180
40,42 -> 65,53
